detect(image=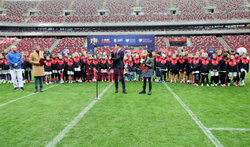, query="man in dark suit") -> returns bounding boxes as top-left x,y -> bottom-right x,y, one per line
111,44 -> 127,94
